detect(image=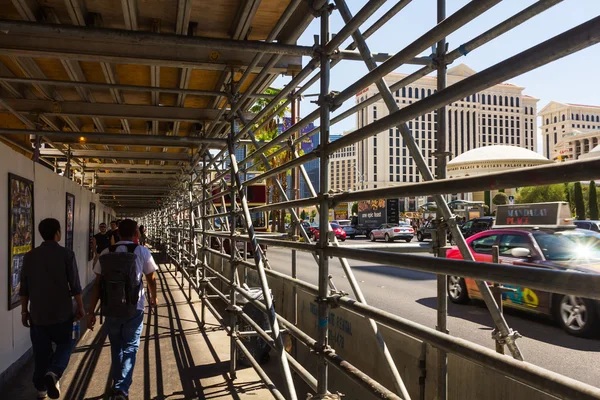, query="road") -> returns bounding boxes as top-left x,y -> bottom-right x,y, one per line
265,238 -> 600,387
